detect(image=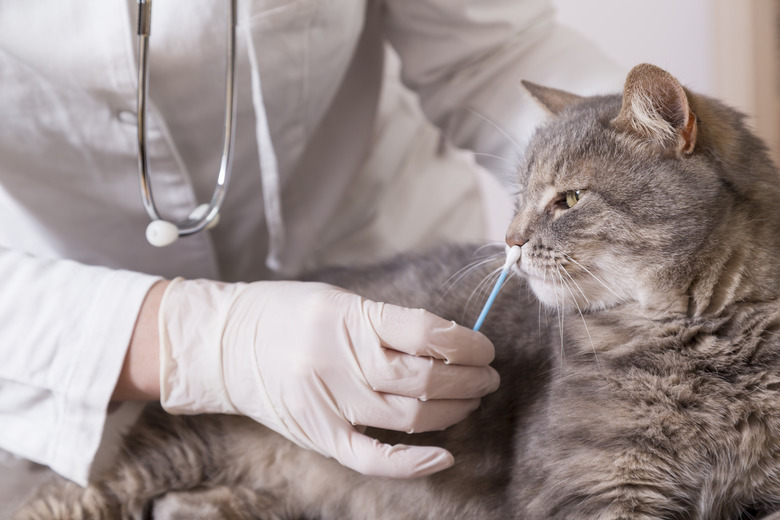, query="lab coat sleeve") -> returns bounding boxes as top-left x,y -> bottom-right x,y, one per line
382,0 -> 627,176
0,247 -> 160,486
